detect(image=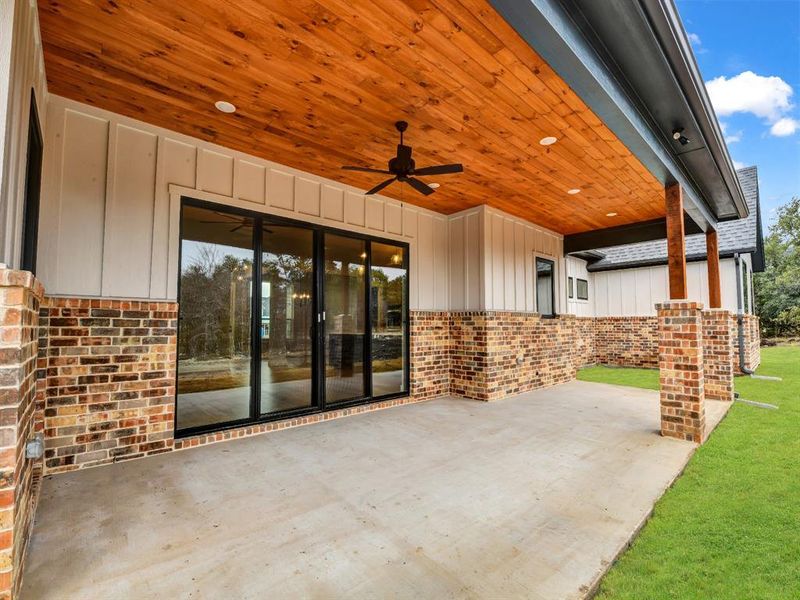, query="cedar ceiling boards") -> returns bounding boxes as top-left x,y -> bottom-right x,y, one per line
38,0 -> 665,235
